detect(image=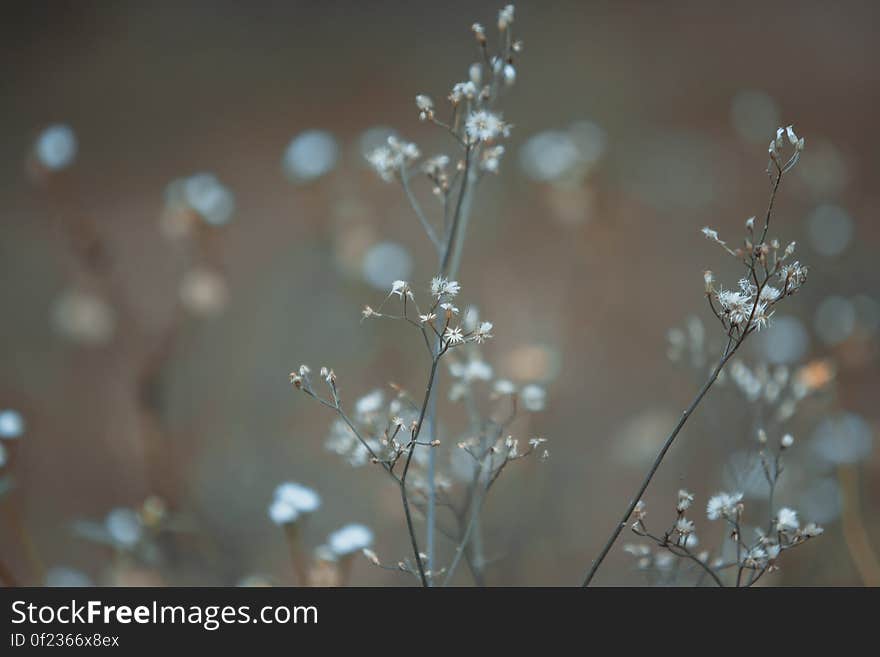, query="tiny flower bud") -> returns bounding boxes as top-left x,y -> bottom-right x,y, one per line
471,22 -> 486,44
703,270 -> 715,293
